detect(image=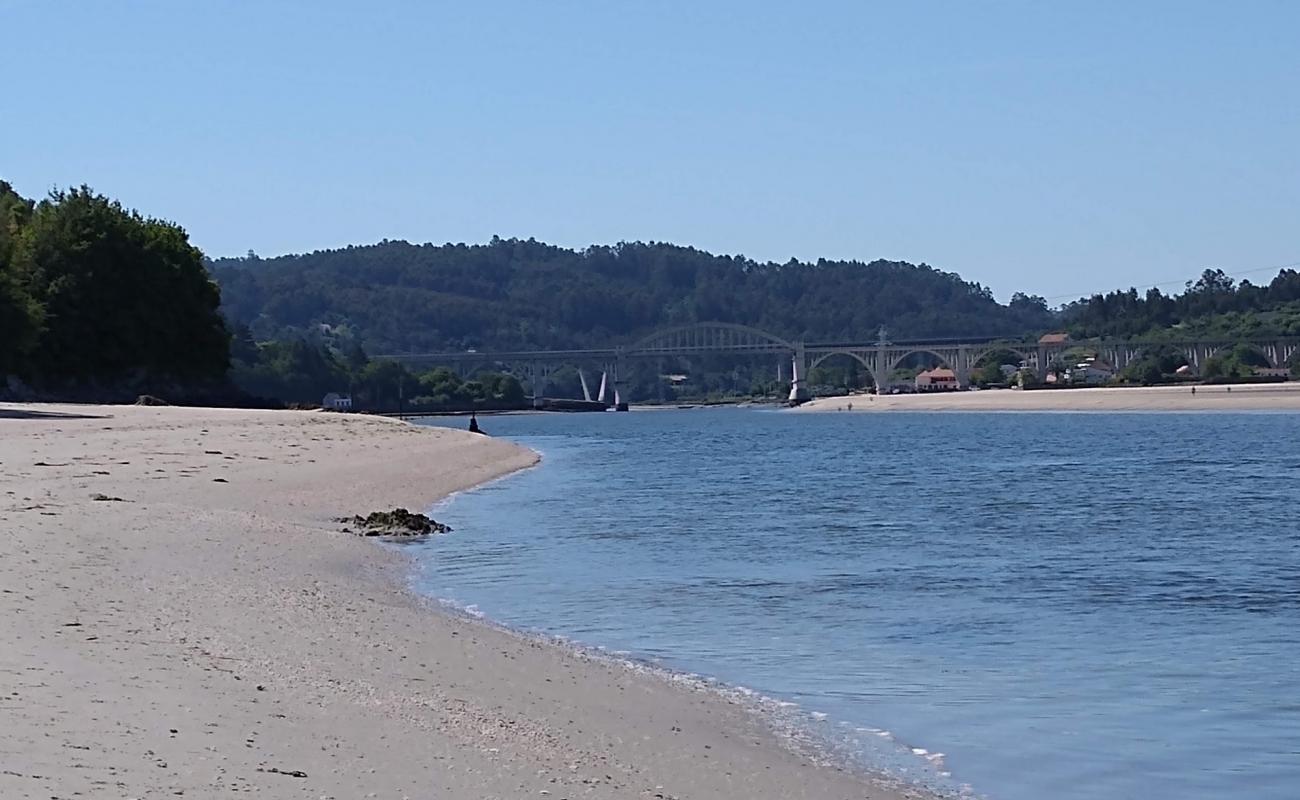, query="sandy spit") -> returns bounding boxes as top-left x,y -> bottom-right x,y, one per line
0,404 -> 923,800
793,381 -> 1300,413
